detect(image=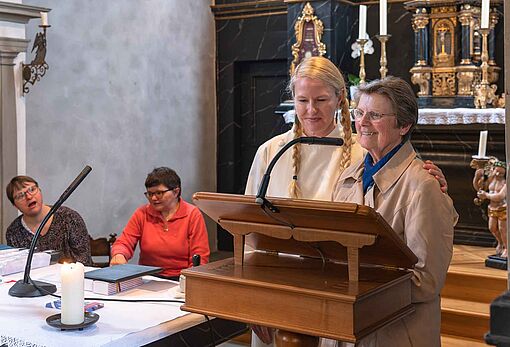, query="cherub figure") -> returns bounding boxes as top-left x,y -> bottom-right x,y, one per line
476,161 -> 507,257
